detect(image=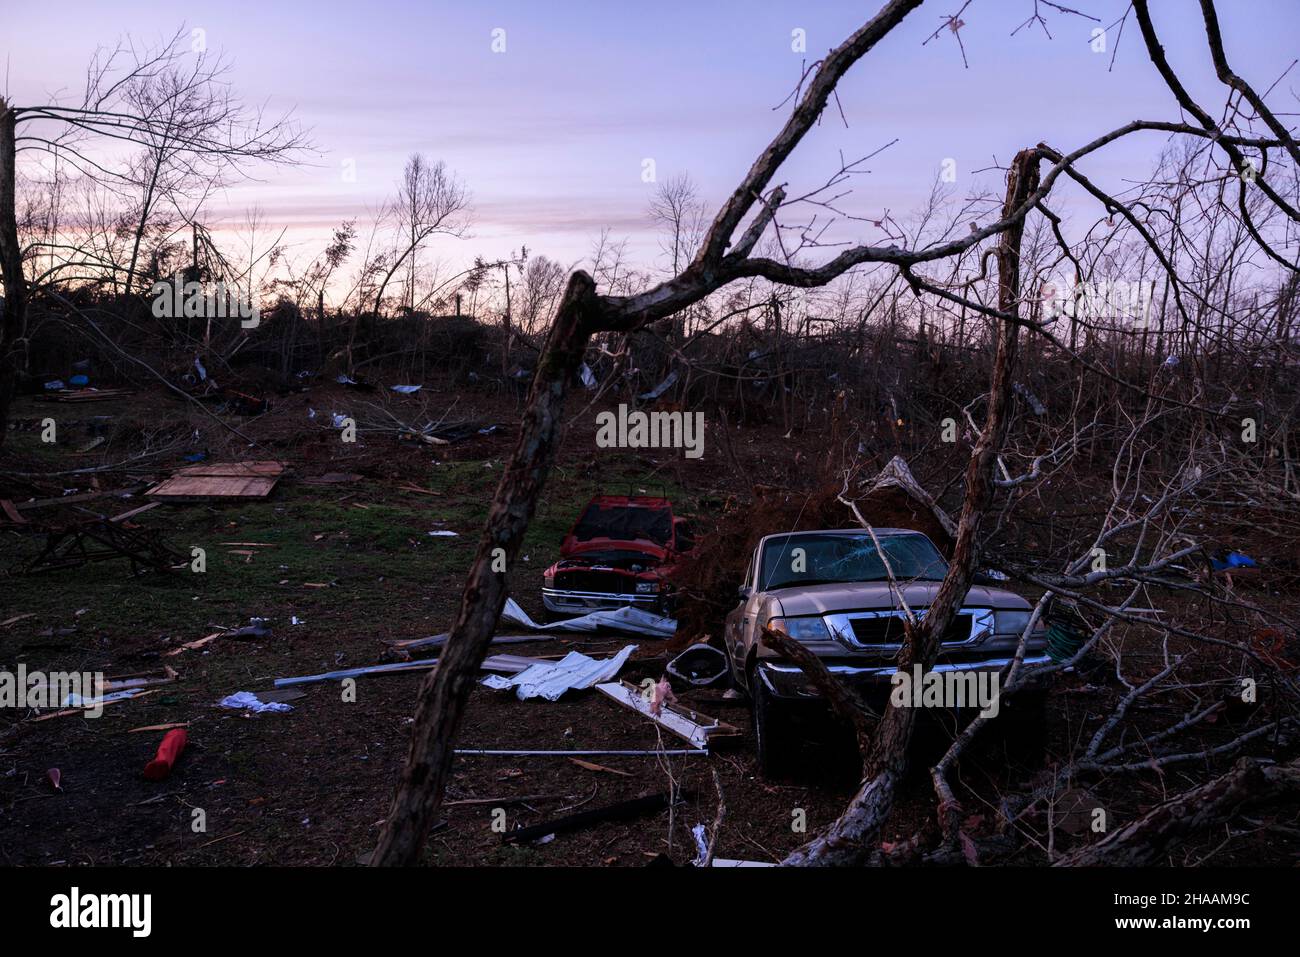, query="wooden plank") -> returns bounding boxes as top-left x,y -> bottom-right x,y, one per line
36,389 -> 134,403
109,501 -> 161,523
15,488 -> 137,511
174,461 -> 284,478
503,792 -> 679,844
148,475 -> 278,499
147,460 -> 285,500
